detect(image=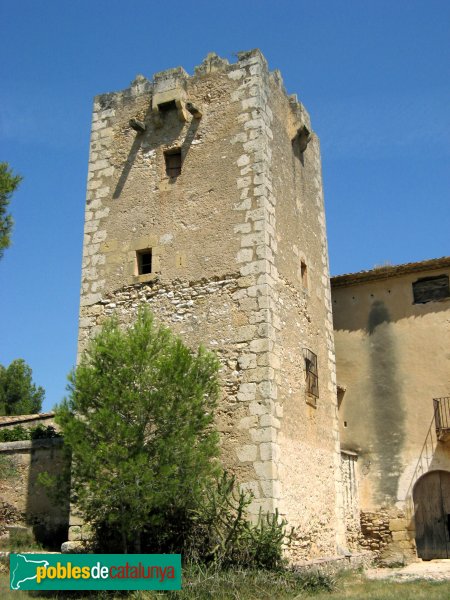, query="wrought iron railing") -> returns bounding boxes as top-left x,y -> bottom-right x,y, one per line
403,396 -> 450,524
434,397 -> 450,441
